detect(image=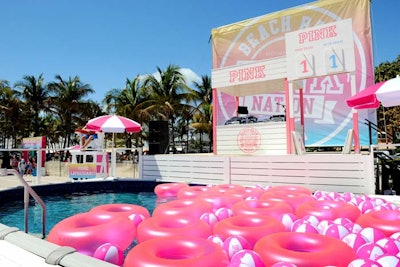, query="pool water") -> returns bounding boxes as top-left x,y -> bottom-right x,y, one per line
0,191 -> 157,235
